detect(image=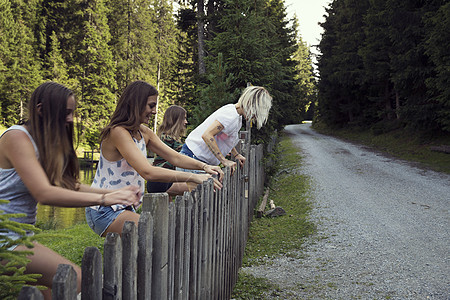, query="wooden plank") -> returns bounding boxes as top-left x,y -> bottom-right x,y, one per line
168,201 -> 175,300
173,195 -> 185,300
18,286 -> 43,300
122,221 -> 137,300
142,193 -> 169,300
52,264 -> 77,300
81,247 -> 102,300
137,212 -> 153,300
103,233 -> 122,300
188,188 -> 199,299
182,192 -> 192,300
256,188 -> 270,218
